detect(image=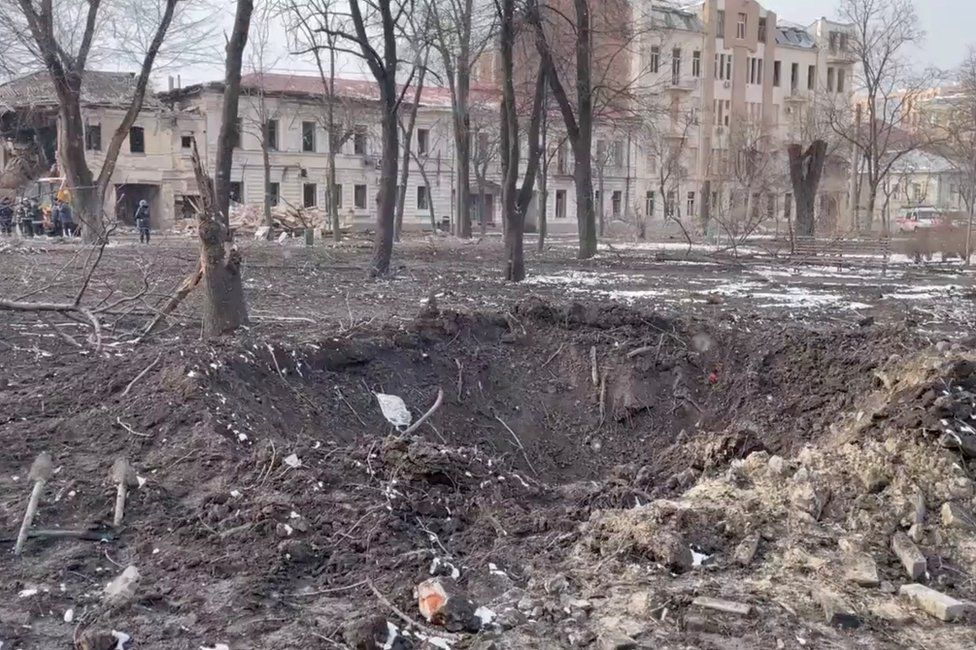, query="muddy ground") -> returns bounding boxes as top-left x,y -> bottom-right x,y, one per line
1,232 -> 975,649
